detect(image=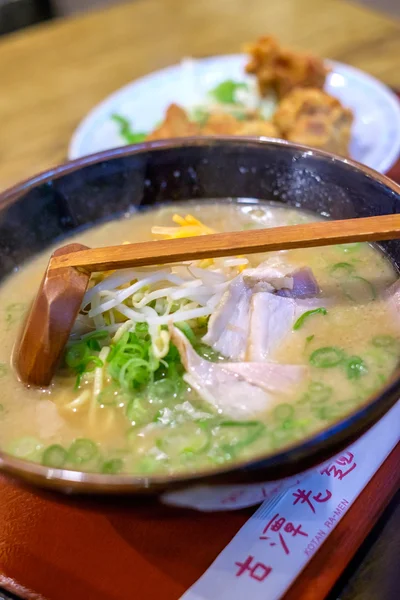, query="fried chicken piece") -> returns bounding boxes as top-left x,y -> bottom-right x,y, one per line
201,112 -> 279,138
245,36 -> 328,99
273,88 -> 353,155
234,119 -> 280,138
201,112 -> 242,135
147,104 -> 280,142
146,104 -> 200,141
